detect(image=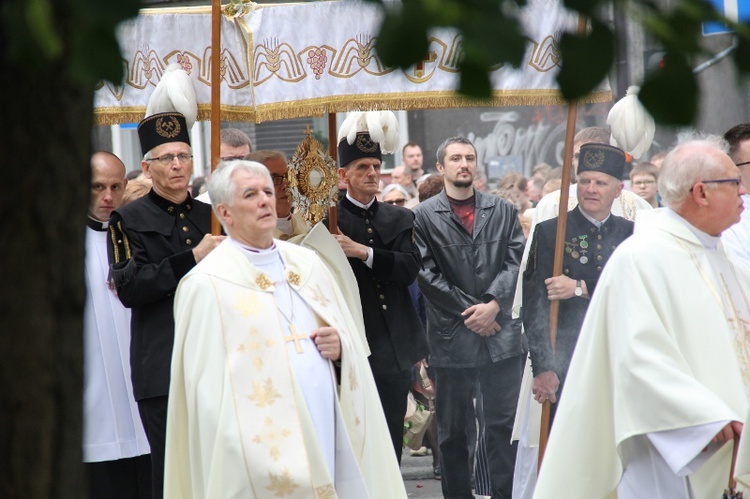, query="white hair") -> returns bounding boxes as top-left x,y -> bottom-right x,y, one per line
382,183 -> 410,198
658,133 -> 730,209
207,160 -> 273,229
